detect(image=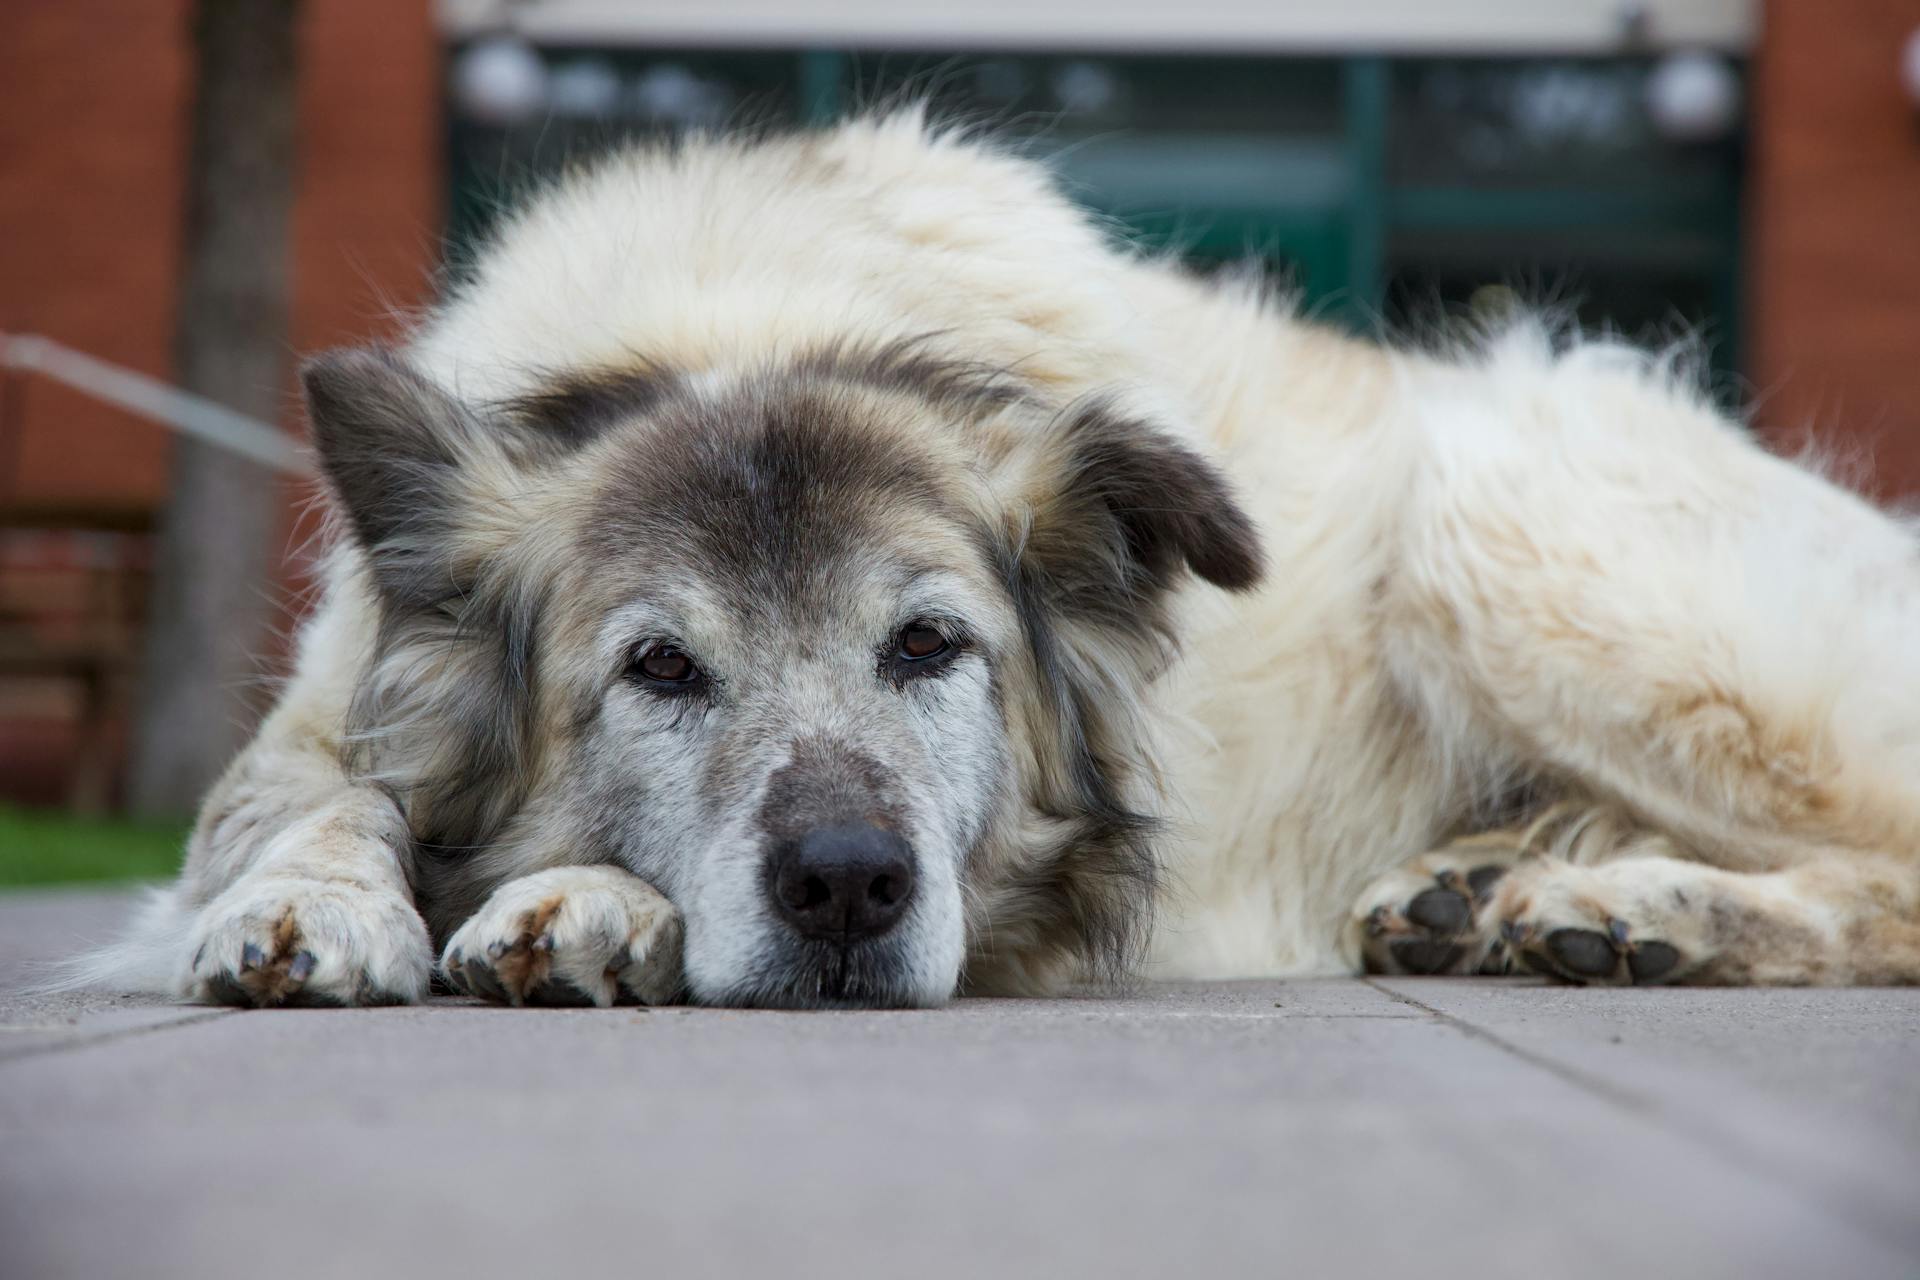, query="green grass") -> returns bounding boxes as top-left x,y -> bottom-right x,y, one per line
0,806 -> 188,887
